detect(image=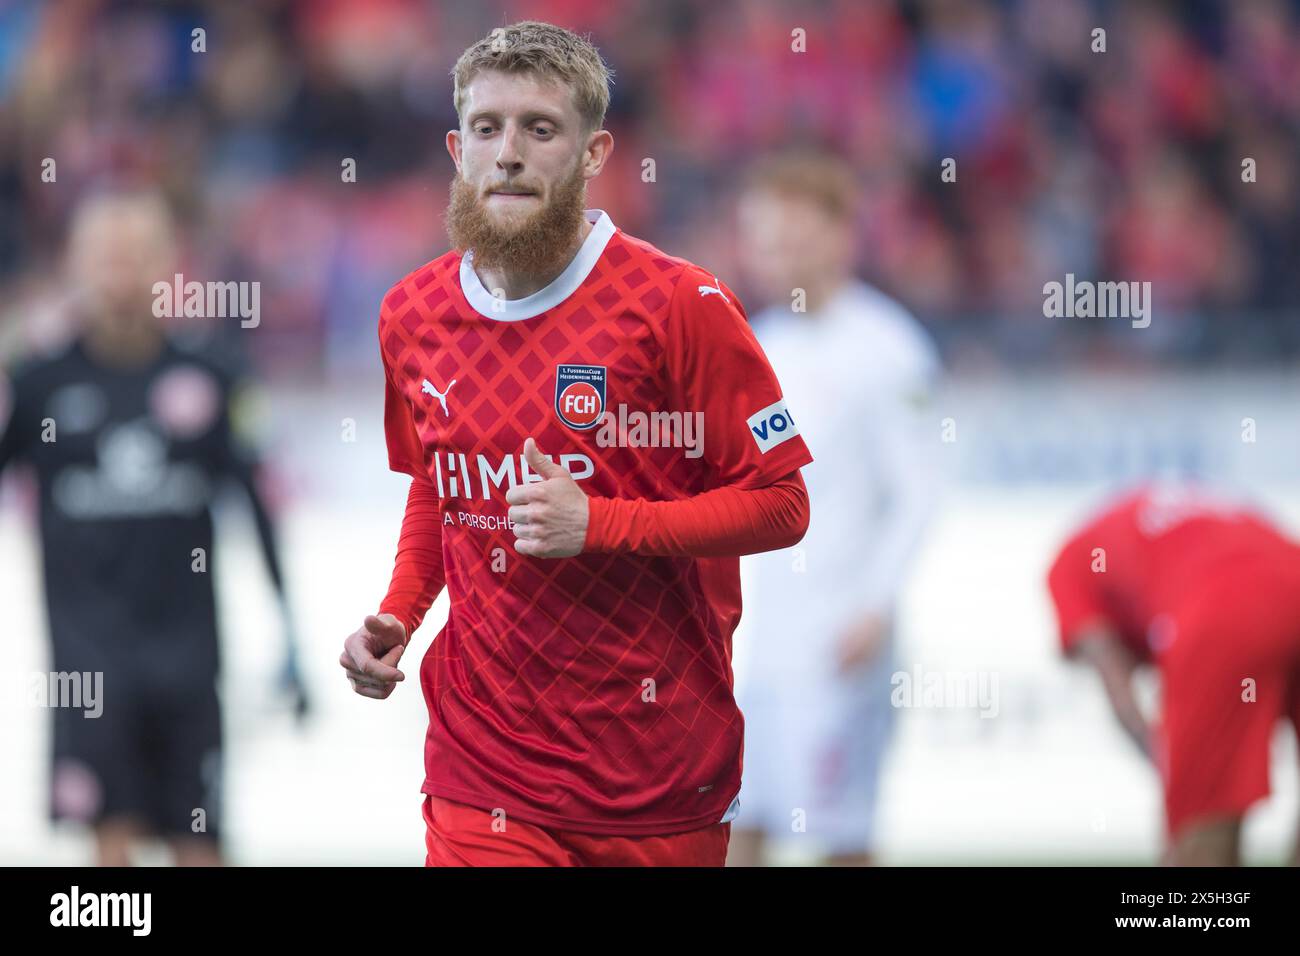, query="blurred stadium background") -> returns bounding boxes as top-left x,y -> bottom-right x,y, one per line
1,0 -> 1298,864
